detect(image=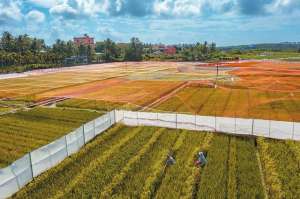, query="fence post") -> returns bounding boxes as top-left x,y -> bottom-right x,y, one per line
175,113 -> 178,129
268,120 -> 271,137
122,110 -> 125,123
65,135 -> 69,157
82,125 -> 86,144
292,121 -> 295,140
93,120 -> 96,137
234,117 -> 237,134
29,152 -> 34,180
194,114 -> 197,131
137,111 -> 139,126
251,119 -> 254,135
109,112 -> 112,126
114,109 -> 117,124
214,116 -> 217,132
